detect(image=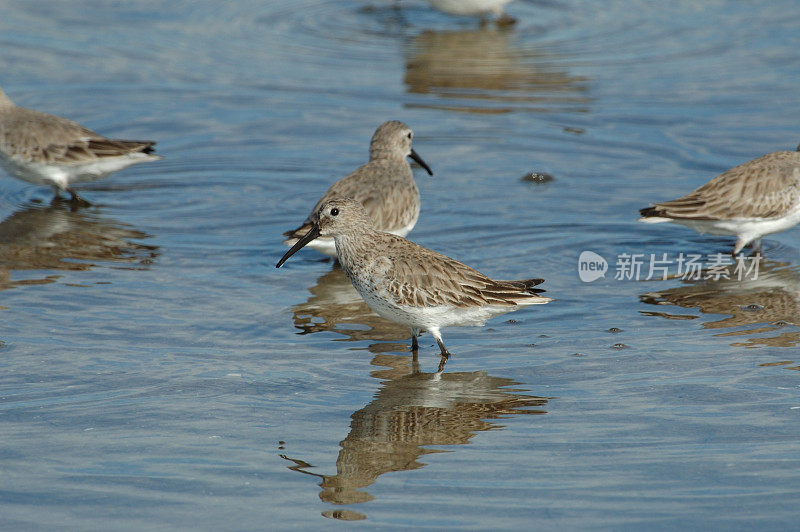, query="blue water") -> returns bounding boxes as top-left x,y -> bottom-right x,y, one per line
1,0 -> 799,529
